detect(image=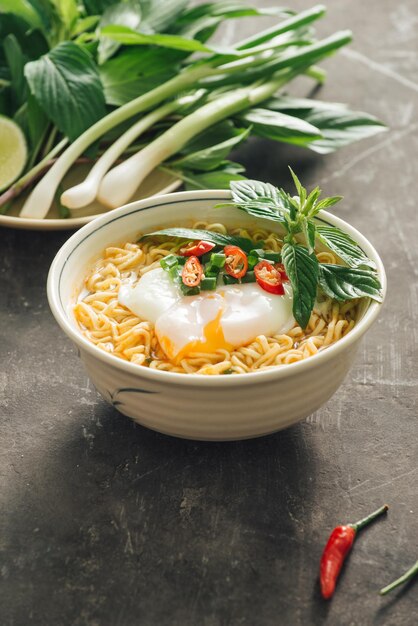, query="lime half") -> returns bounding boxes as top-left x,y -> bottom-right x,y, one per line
0,116 -> 27,192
